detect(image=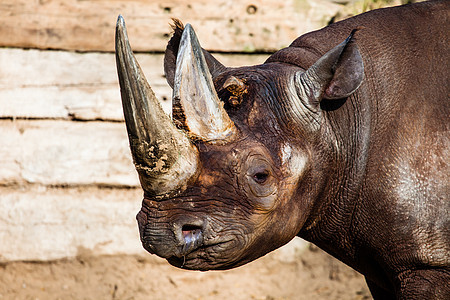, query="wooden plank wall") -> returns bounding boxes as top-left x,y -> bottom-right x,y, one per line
0,0 -> 343,52
0,0 -> 409,261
